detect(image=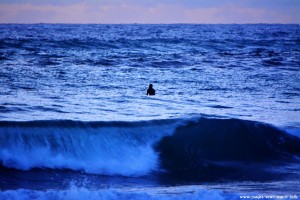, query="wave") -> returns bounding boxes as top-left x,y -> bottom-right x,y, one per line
0,119 -> 181,176
0,186 -> 237,200
1,117 -> 300,178
155,118 -> 300,180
